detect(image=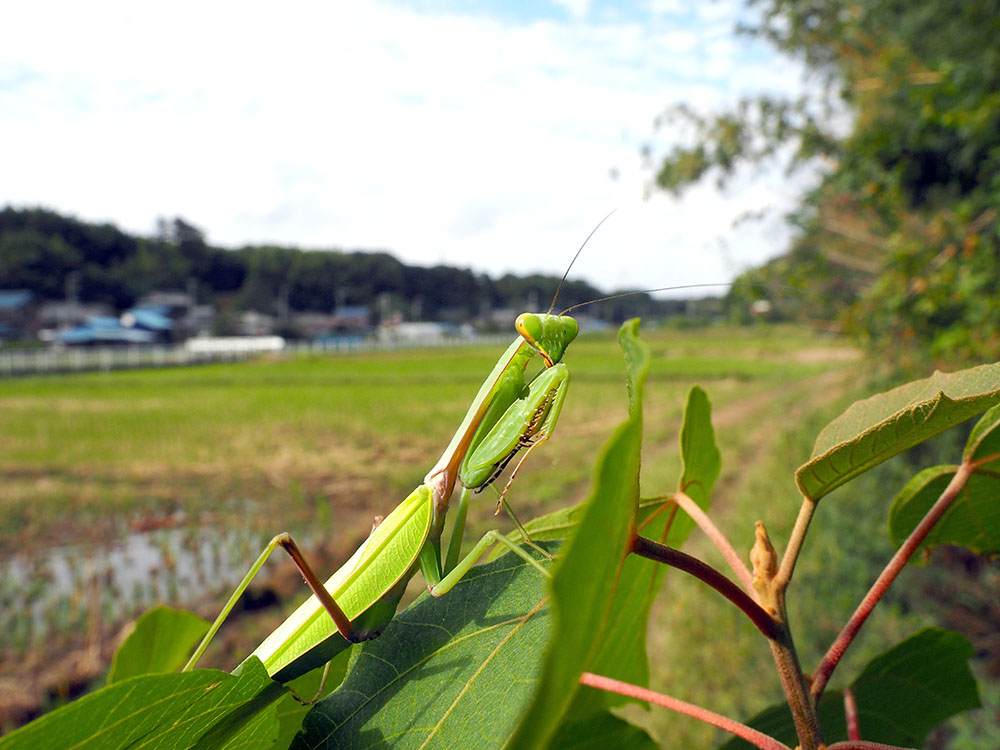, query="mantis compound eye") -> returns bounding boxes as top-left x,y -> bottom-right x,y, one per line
515,313 -> 555,366
515,313 -> 543,344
